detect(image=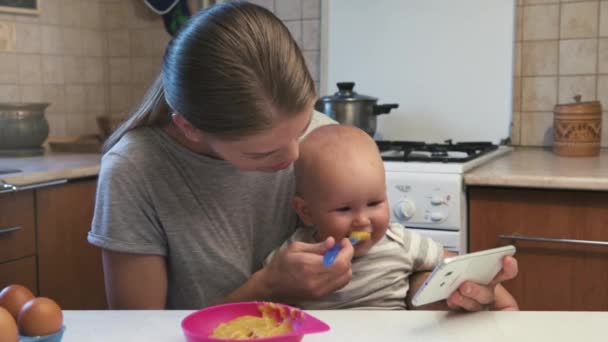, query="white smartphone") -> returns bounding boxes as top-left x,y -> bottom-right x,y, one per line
411,245 -> 516,307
